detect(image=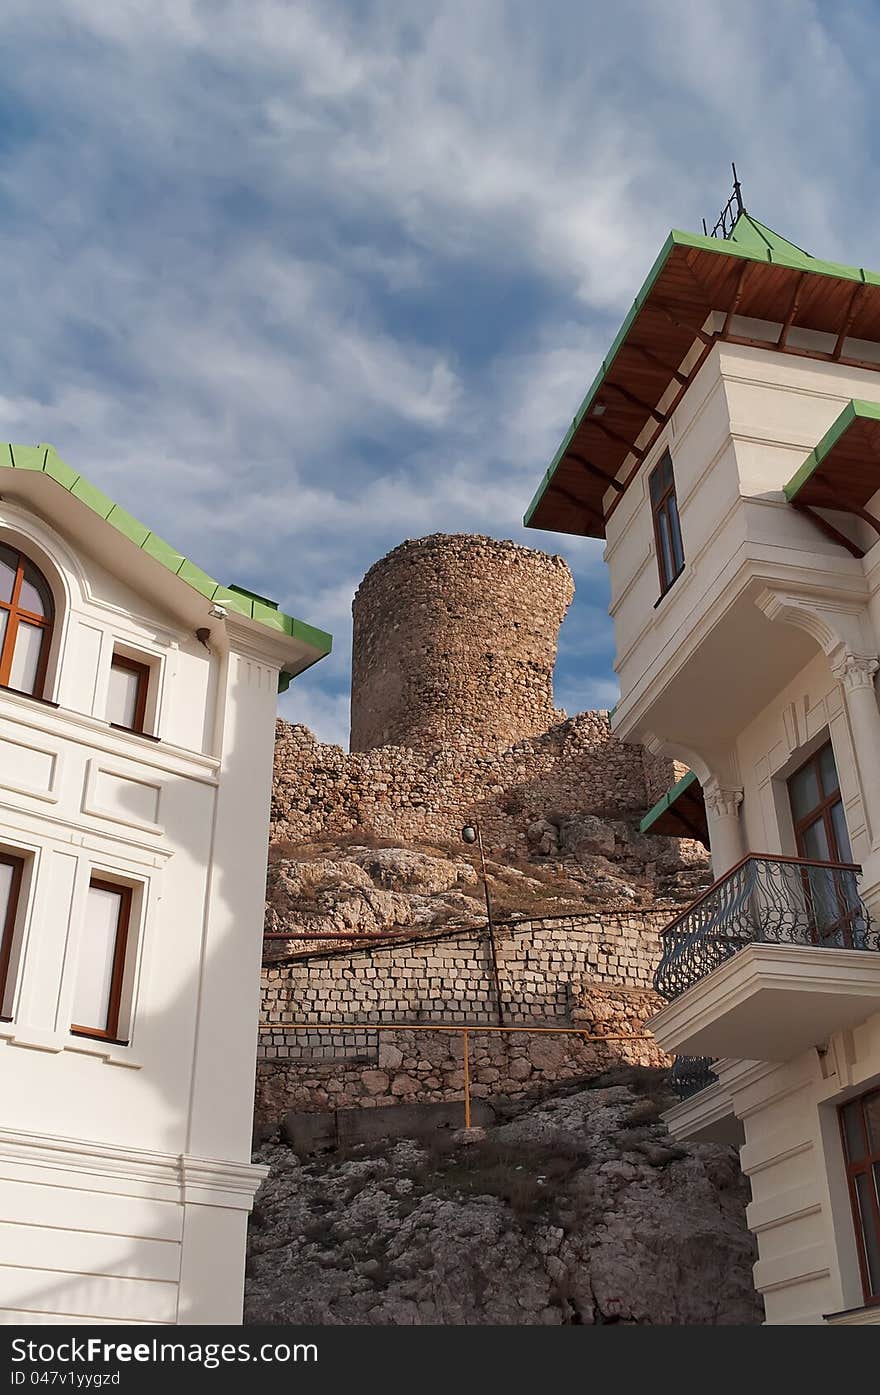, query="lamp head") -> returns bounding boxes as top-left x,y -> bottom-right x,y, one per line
461,825 -> 477,844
